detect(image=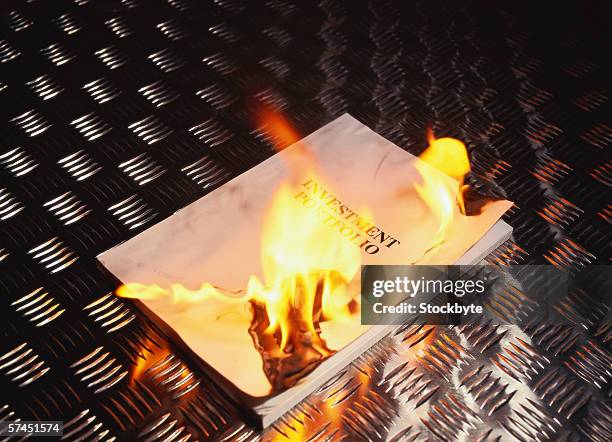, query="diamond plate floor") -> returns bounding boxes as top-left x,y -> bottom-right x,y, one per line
0,1 -> 610,441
